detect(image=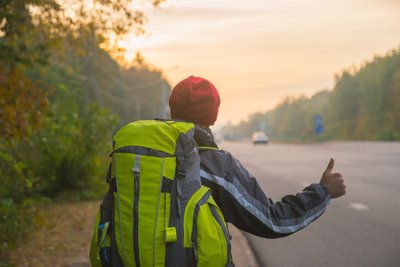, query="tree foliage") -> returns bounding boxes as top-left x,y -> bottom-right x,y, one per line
0,0 -> 169,262
56,31 -> 168,125
0,67 -> 49,140
0,0 -> 165,141
222,47 -> 400,142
